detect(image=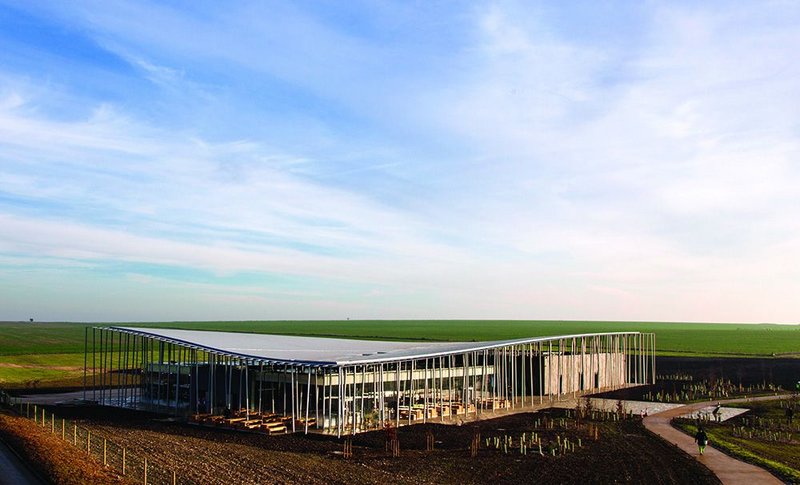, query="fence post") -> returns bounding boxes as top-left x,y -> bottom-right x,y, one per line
122,447 -> 126,475
144,457 -> 147,485
87,430 -> 91,454
61,419 -> 65,440
51,414 -> 55,433
173,470 -> 176,485
103,438 -> 107,466
74,424 -> 77,445
33,405 -> 37,424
